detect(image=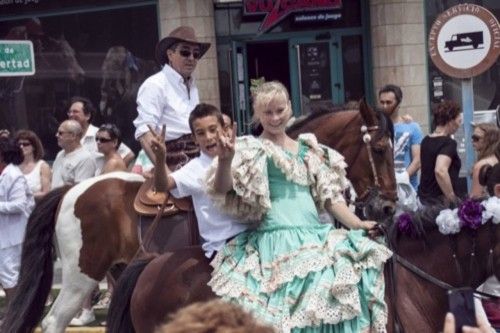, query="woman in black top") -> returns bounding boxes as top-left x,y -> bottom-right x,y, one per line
418,100 -> 462,205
